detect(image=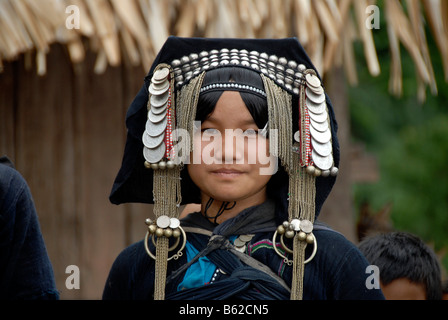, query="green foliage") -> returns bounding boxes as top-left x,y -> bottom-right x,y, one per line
349,13 -> 448,275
